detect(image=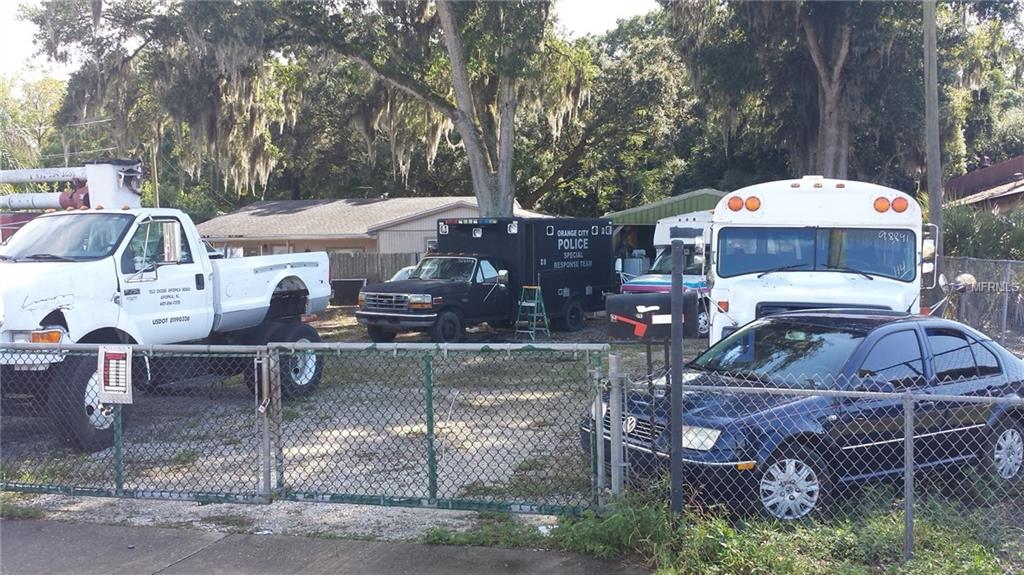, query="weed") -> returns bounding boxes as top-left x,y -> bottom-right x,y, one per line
204,514 -> 255,531
171,449 -> 199,466
422,512 -> 550,549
